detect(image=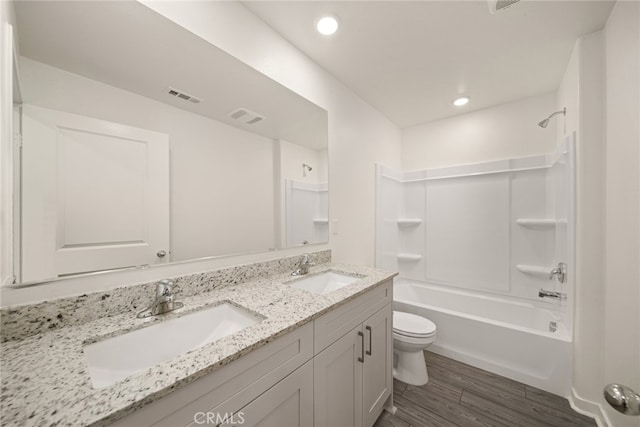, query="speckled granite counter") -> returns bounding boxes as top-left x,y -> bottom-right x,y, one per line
0,261 -> 396,427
